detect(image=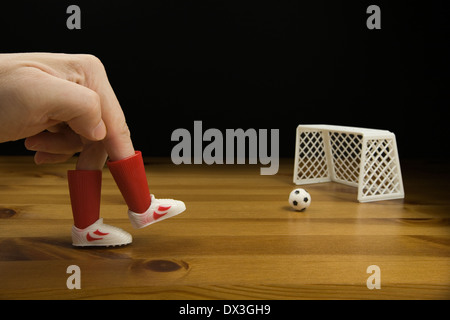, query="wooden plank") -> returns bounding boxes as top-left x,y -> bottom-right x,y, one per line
0,258 -> 449,299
